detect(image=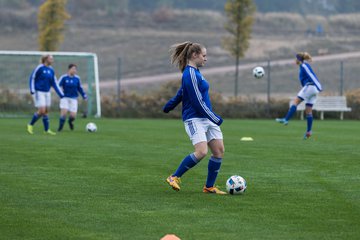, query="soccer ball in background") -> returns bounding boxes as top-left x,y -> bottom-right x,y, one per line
86,122 -> 97,132
253,66 -> 265,79
226,175 -> 247,195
